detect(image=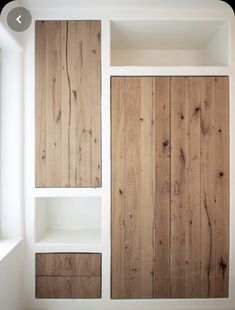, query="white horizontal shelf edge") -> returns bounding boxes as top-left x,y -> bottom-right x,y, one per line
109,66 -> 231,76
36,229 -> 102,245
34,188 -> 103,197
